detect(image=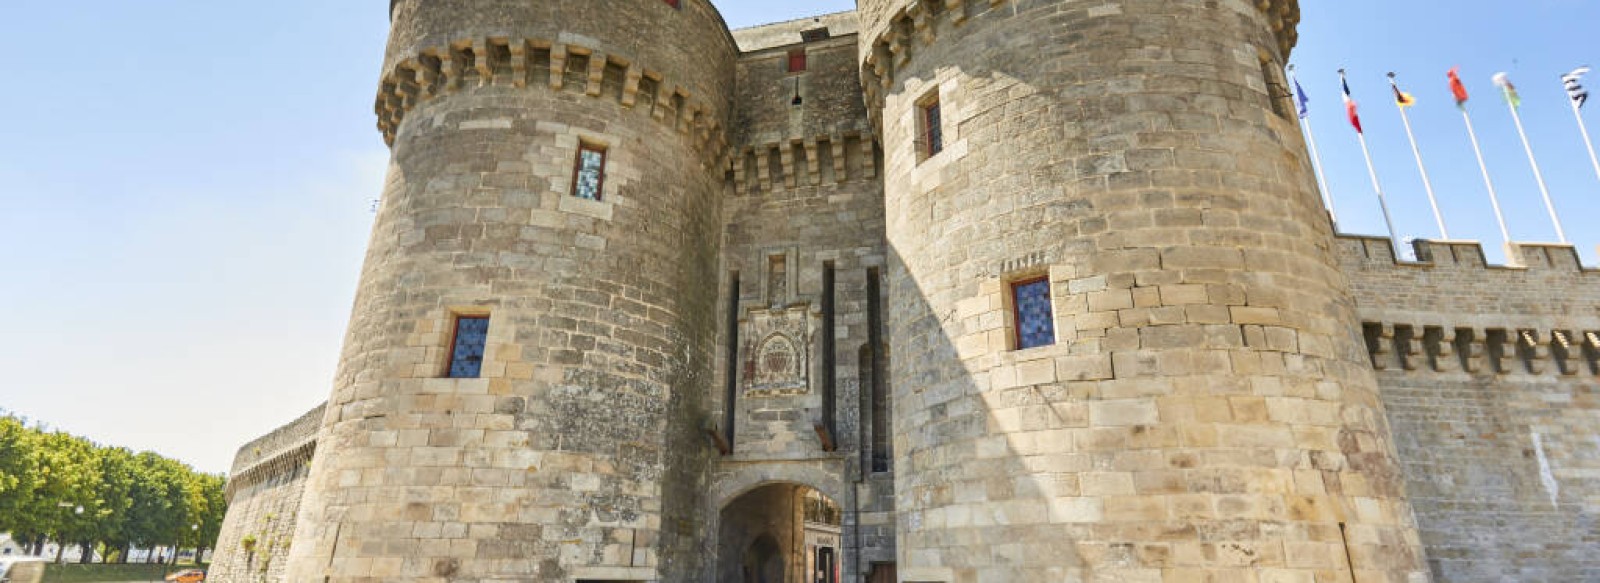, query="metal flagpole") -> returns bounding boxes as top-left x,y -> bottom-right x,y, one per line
1571,98 -> 1600,186
1498,73 -> 1568,243
1342,69 -> 1401,251
1290,65 -> 1338,226
1356,130 -> 1402,252
1389,72 -> 1448,239
1460,108 -> 1513,251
